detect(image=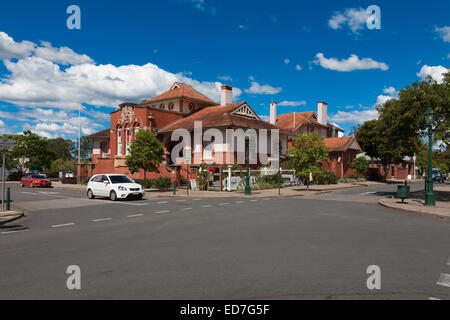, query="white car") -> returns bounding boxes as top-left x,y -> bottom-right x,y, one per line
87,174 -> 145,201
